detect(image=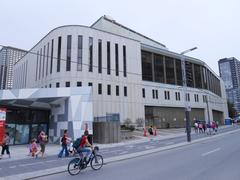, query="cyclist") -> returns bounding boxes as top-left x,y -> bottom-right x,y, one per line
77,130 -> 93,161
